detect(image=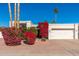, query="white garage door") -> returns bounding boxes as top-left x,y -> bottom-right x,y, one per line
49,30 -> 74,39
